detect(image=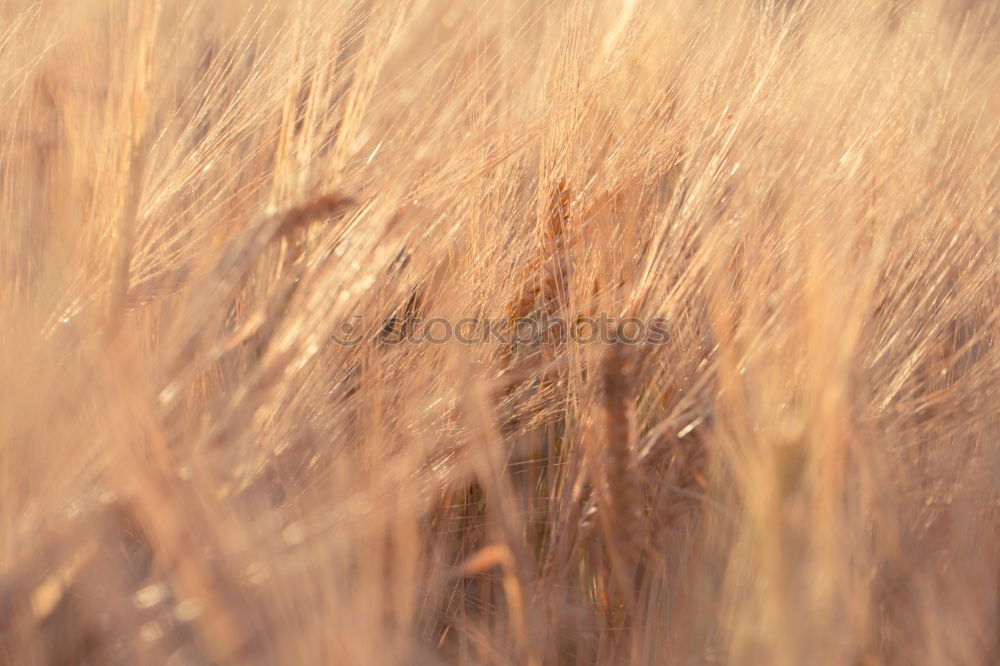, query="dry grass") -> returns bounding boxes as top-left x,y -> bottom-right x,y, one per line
1,0 -> 998,664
